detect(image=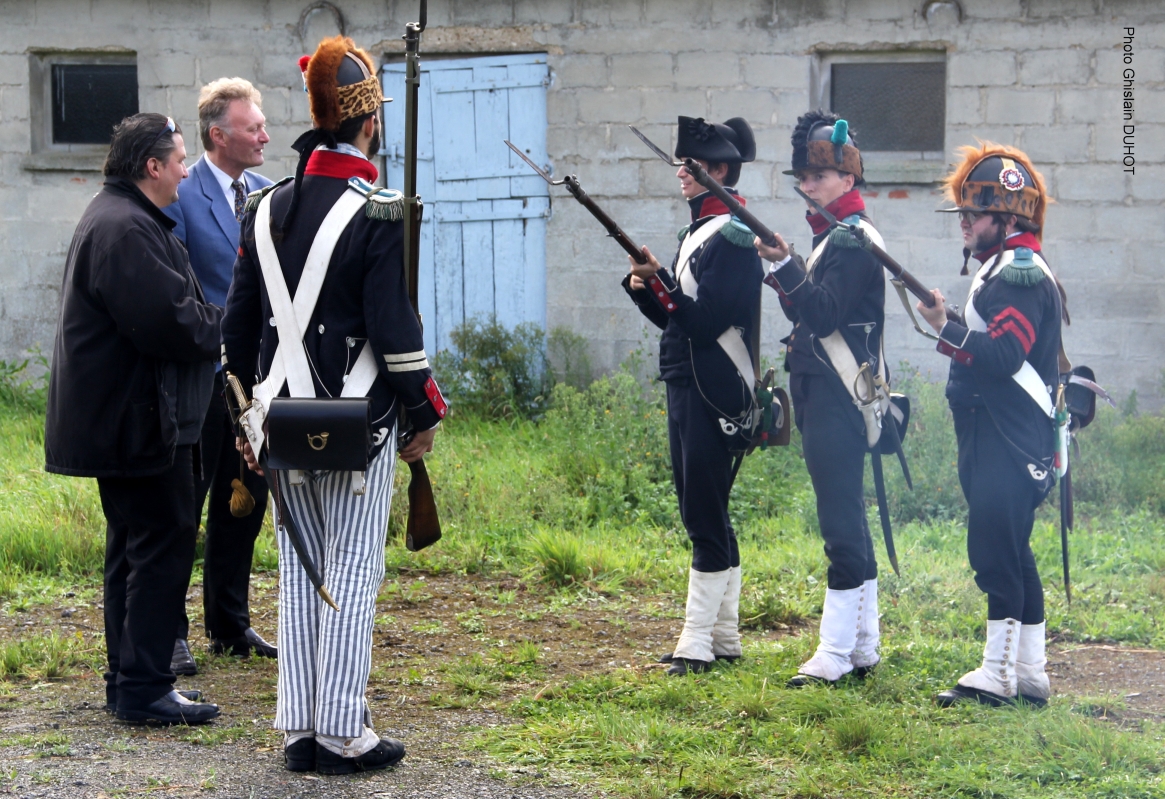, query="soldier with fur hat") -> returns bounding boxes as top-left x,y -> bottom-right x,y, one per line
916,142 -> 1065,708
755,111 -> 889,687
223,36 -> 447,772
623,116 -> 763,676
